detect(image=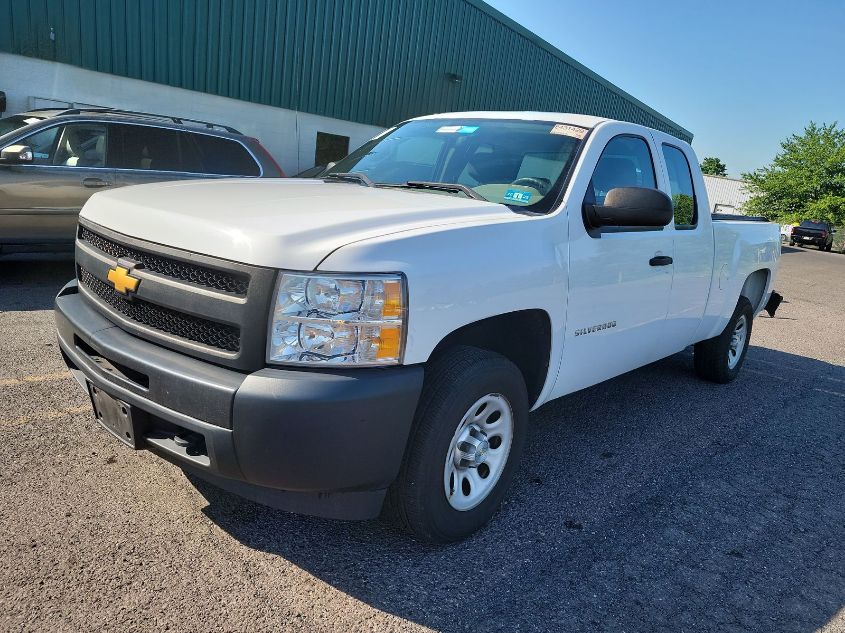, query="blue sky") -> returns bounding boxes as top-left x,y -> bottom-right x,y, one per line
485,0 -> 844,178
